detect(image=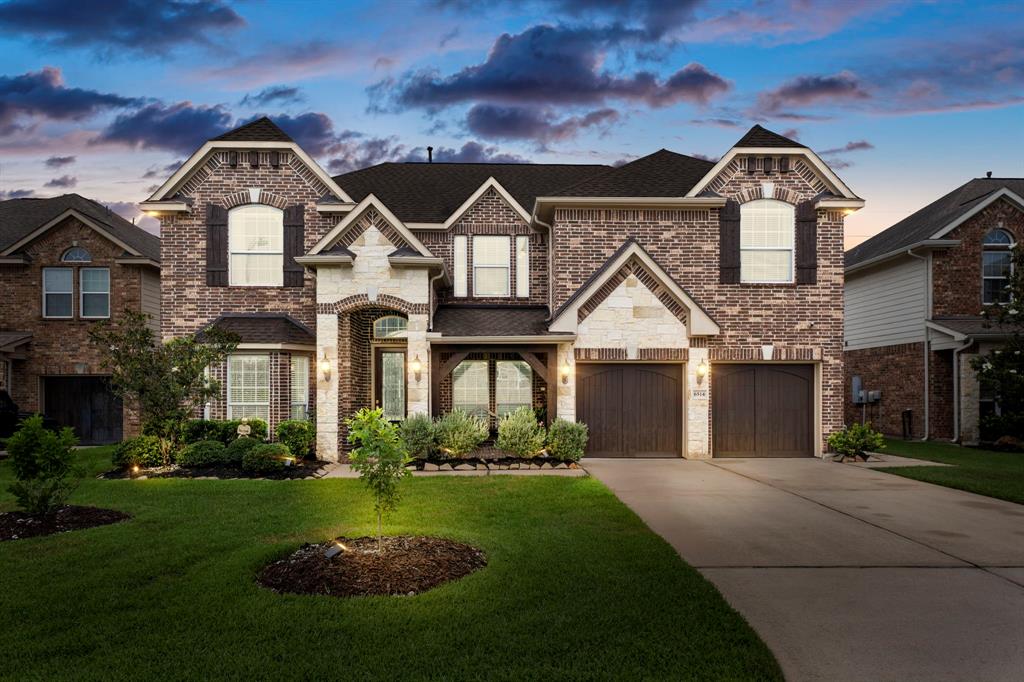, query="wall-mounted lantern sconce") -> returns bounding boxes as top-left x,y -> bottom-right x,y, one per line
411,355 -> 422,382
696,358 -> 709,384
319,354 -> 331,381
560,364 -> 571,385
